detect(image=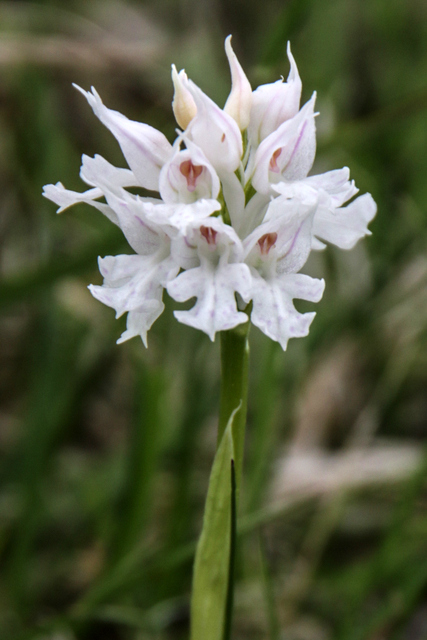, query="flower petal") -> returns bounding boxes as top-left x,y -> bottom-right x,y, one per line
89,252 -> 178,321
74,85 -> 172,190
171,65 -> 197,129
224,35 -> 252,131
186,80 -> 243,173
303,167 -> 358,207
250,271 -> 325,350
248,42 -> 302,147
117,303 -> 165,347
143,198 -> 221,235
251,95 -> 317,194
167,257 -> 251,340
81,154 -> 165,255
245,195 -> 316,275
42,182 -> 119,225
313,192 -> 377,249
